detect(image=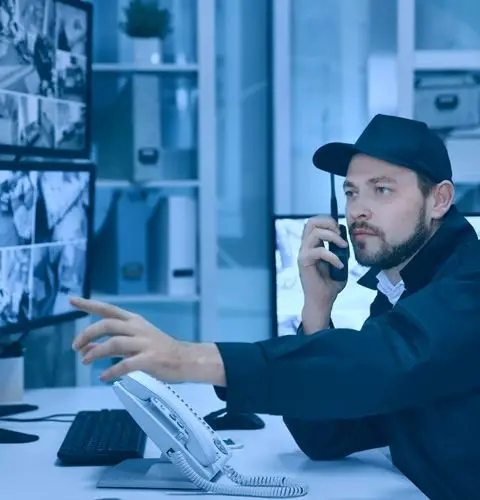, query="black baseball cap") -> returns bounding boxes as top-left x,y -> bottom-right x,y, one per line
312,114 -> 452,183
